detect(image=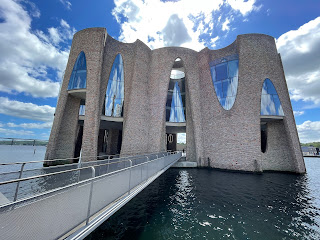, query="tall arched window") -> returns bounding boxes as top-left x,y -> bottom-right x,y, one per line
68,51 -> 87,90
166,58 -> 186,123
261,79 -> 284,116
210,54 -> 239,110
168,80 -> 185,122
105,54 -> 124,117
